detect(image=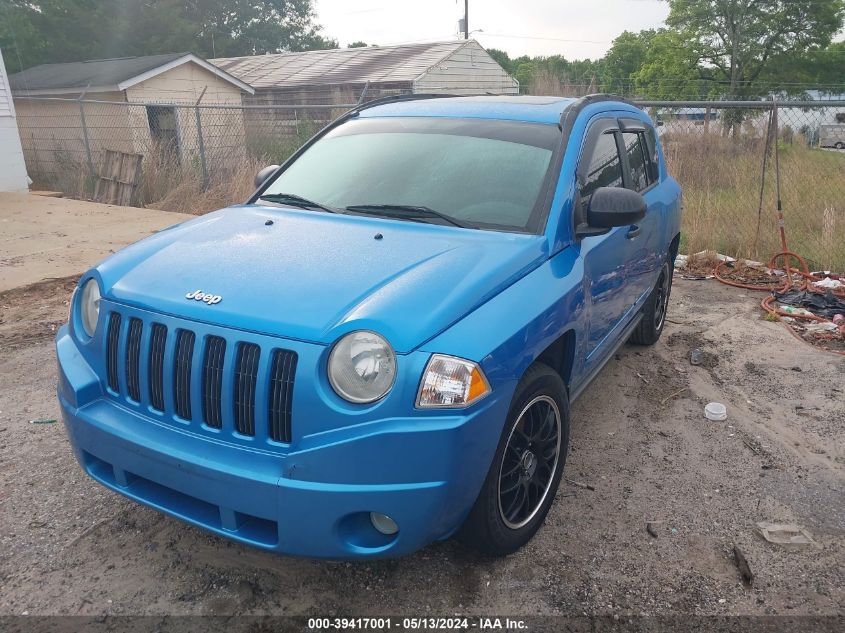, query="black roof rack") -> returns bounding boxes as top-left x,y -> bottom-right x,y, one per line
559,93 -> 637,129
343,92 -> 459,119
